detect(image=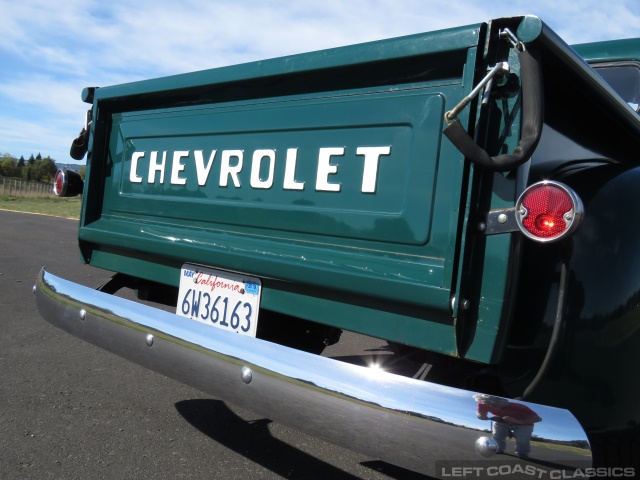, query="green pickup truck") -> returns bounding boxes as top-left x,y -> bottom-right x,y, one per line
38,15 -> 640,478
